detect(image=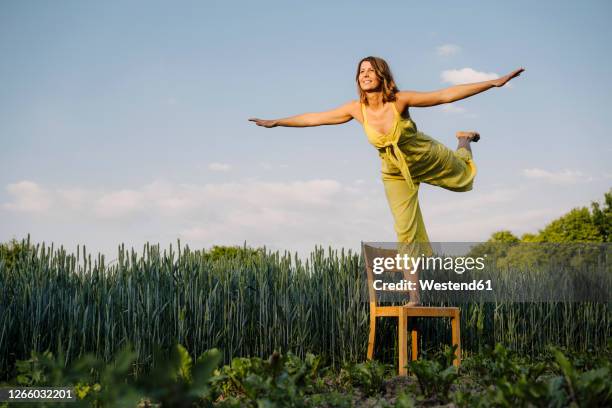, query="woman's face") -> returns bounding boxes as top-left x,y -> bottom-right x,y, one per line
358,61 -> 381,91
